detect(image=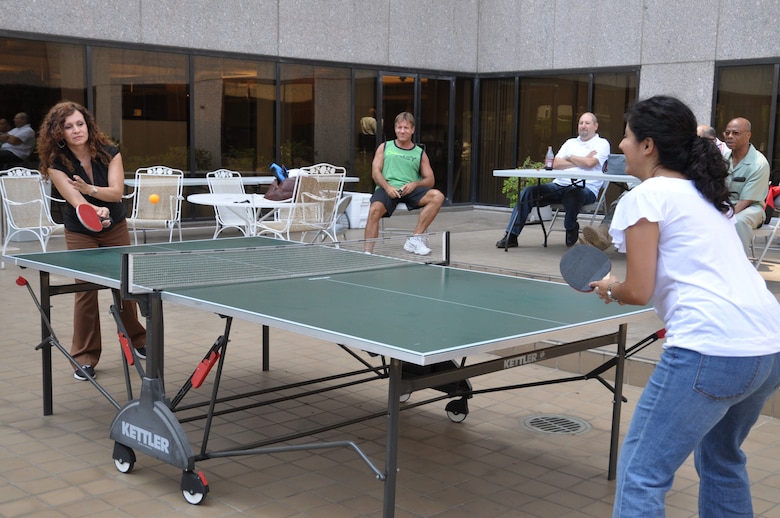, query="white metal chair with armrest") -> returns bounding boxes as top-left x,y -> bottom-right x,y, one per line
0,167 -> 64,268
125,166 -> 184,244
256,173 -> 346,242
206,169 -> 254,238
299,163 -> 346,176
